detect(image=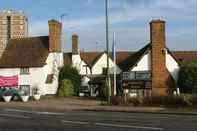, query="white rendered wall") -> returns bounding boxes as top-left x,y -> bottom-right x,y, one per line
0,68 -> 44,95
81,76 -> 90,86
166,51 -> 180,82
0,52 -> 64,95
43,52 -> 64,95
91,53 -> 121,75
72,54 -> 91,75
131,52 -> 151,71
129,50 -> 180,82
